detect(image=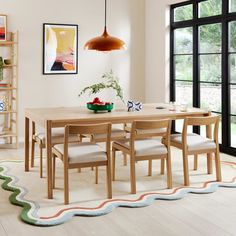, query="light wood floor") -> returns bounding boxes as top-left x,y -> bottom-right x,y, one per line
0,145 -> 236,236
